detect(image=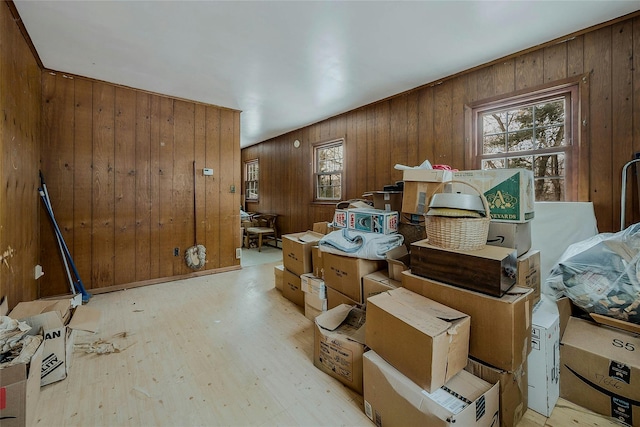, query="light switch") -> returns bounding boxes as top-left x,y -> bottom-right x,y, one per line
203,168 -> 214,176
